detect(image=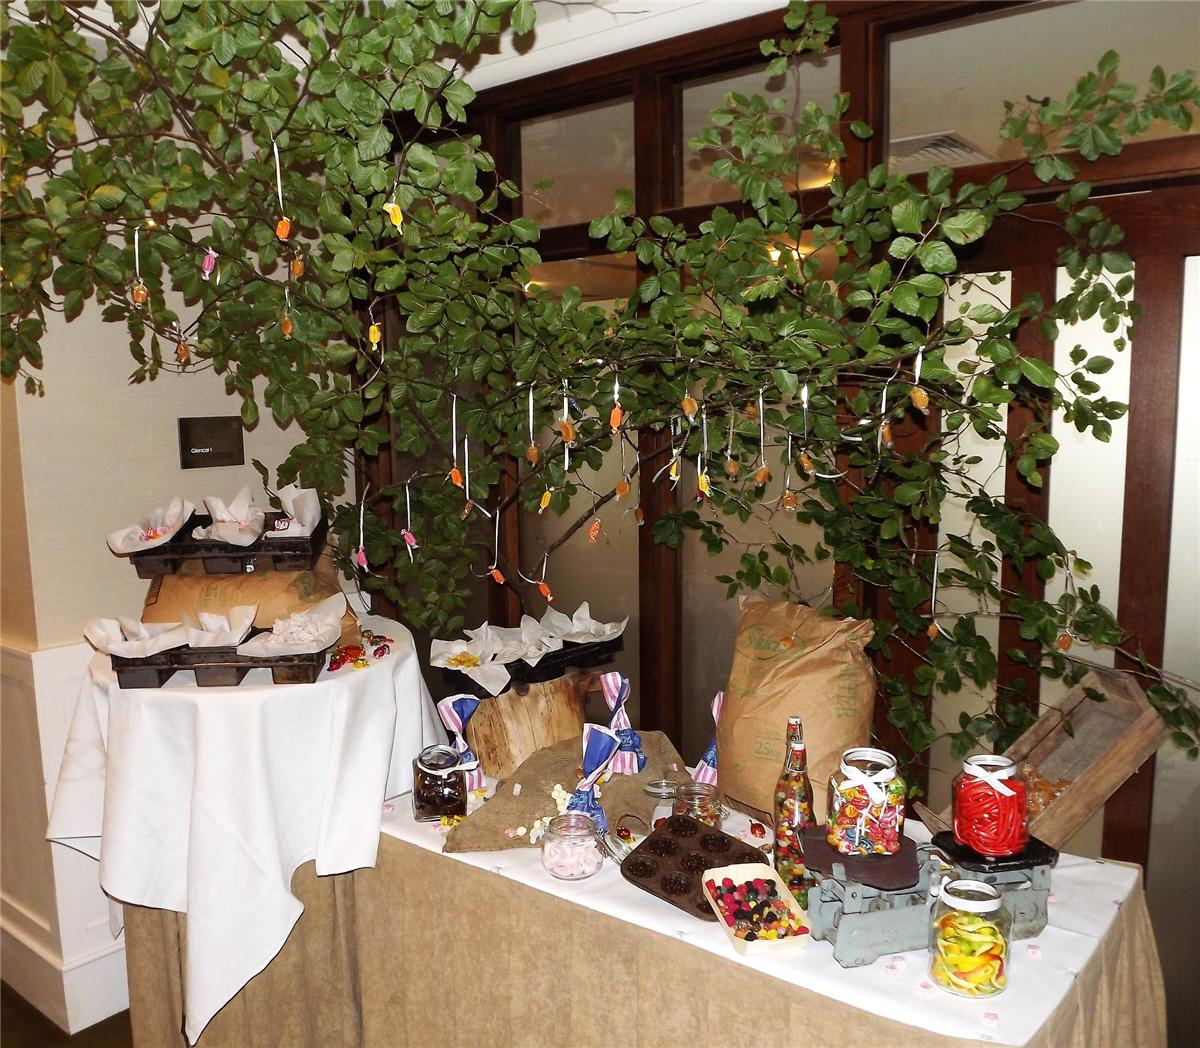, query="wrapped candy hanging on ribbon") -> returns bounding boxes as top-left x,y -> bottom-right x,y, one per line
400,483 -> 418,562
518,551 -> 554,603
368,306 -> 382,347
609,369 -> 624,432
724,413 -> 740,477
448,393 -> 463,487
130,224 -> 148,305
565,724 -> 621,831
911,347 -> 929,414
280,286 -> 294,338
780,432 -> 798,511
601,672 -> 645,775
272,139 -> 291,241
696,406 -> 712,500
557,380 -> 576,445
754,388 -> 771,486
200,247 -> 217,282
383,161 -> 405,232
692,691 -> 724,785
436,695 -> 485,792
525,382 -> 539,465
878,377 -> 894,450
289,252 -> 305,279
353,484 -> 369,570
173,322 -> 190,367
485,511 -> 505,584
